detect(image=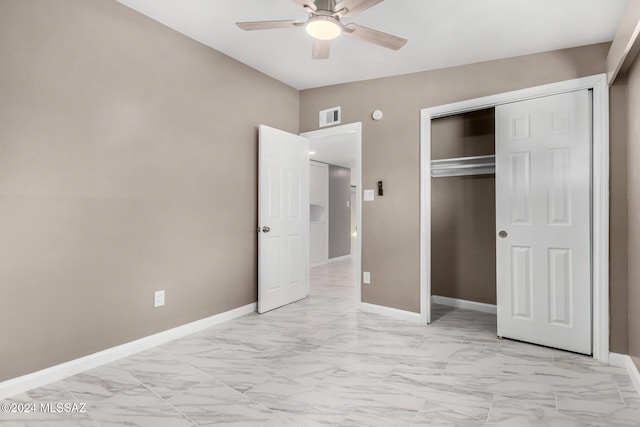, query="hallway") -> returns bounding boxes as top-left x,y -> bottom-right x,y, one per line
2,259 -> 639,426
